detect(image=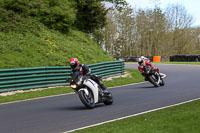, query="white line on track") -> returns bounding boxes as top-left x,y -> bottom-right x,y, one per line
64,97 -> 200,133
0,93 -> 72,105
